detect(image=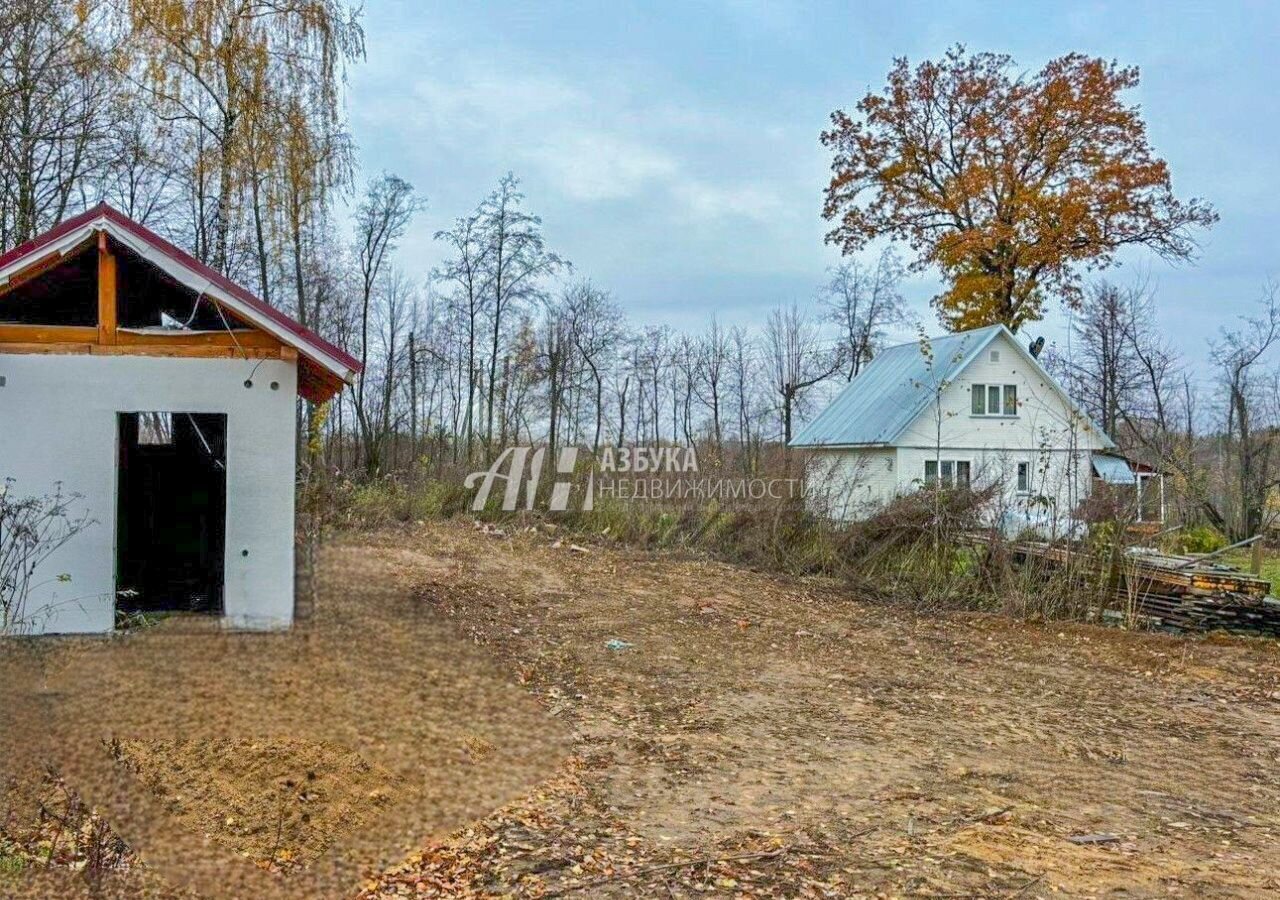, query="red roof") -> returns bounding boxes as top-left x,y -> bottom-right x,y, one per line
0,203 -> 361,398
